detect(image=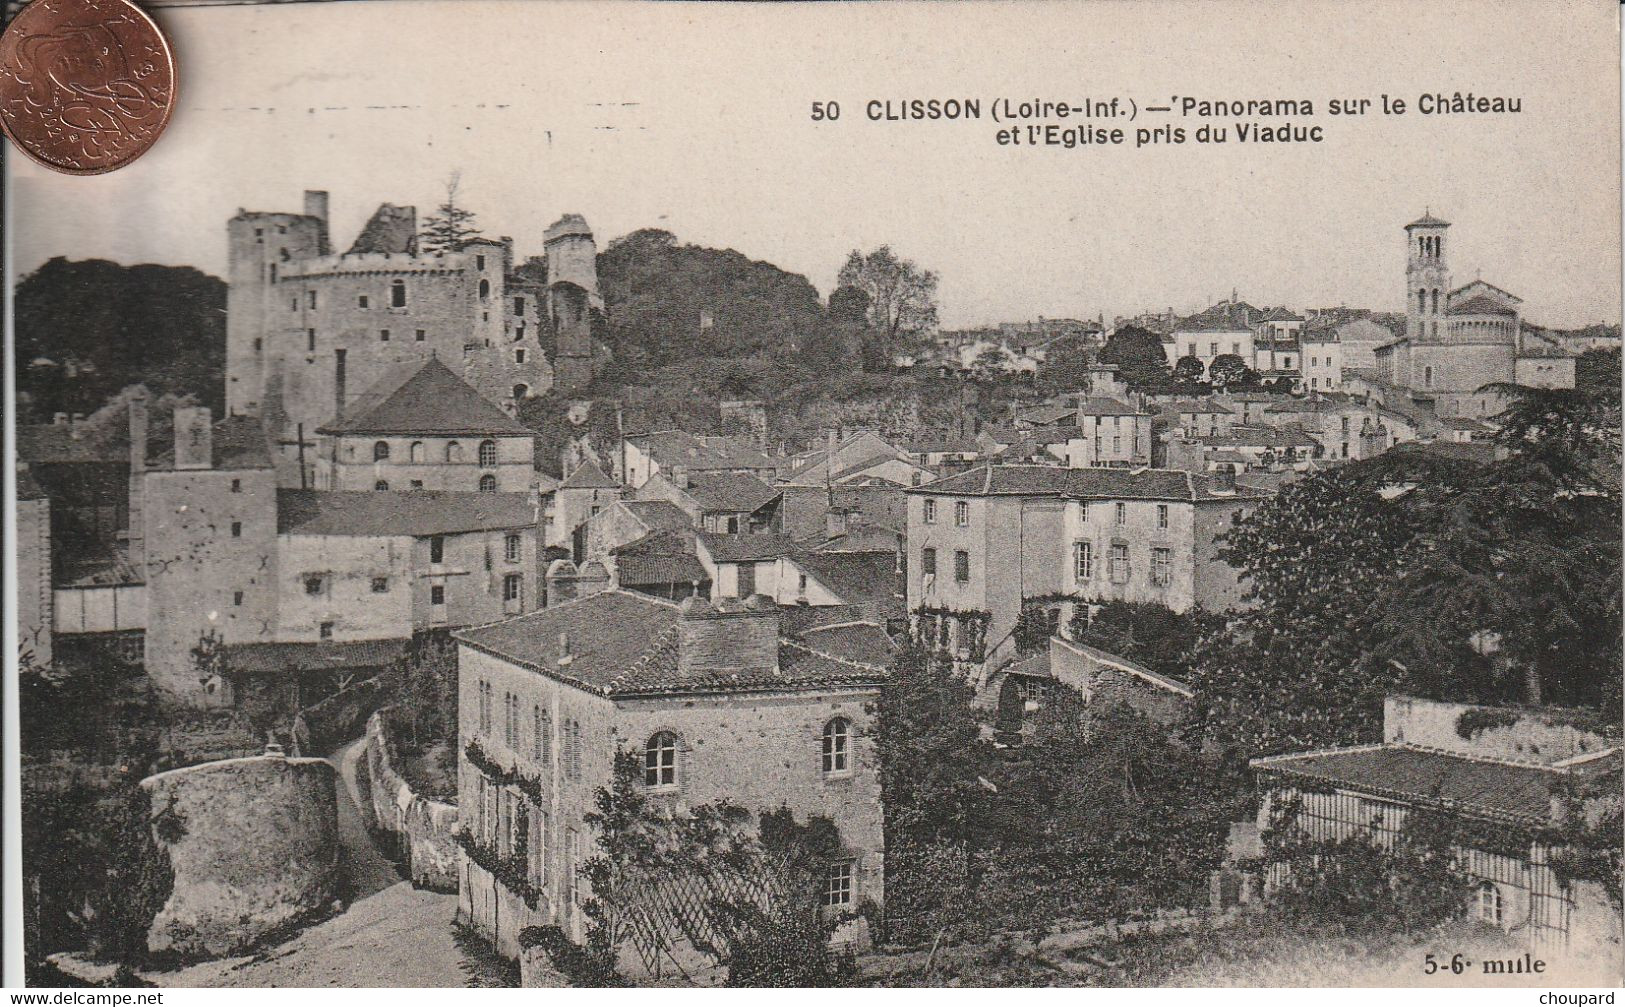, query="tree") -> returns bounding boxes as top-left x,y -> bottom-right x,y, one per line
418,171 -> 483,254
1171,354 -> 1207,385
1068,601 -> 1223,687
1035,335 -> 1093,394
1206,353 -> 1252,388
1098,325 -> 1170,389
836,247 -> 939,370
